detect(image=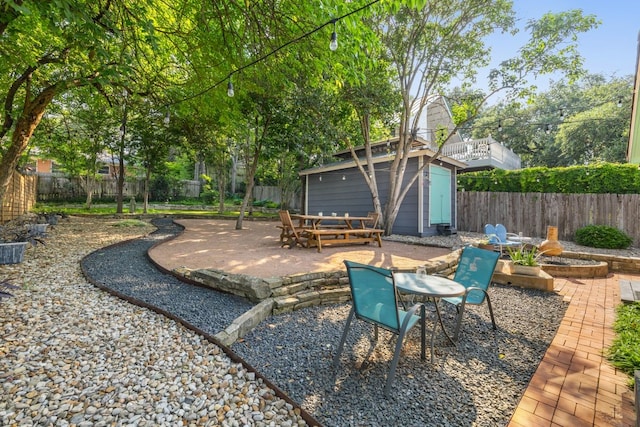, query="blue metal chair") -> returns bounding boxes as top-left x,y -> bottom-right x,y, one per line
333,260 -> 426,396
484,223 -> 520,253
442,246 -> 500,341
